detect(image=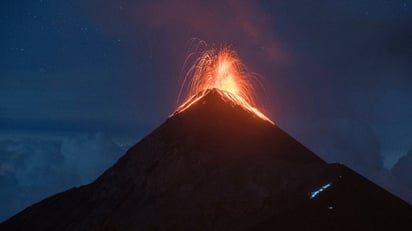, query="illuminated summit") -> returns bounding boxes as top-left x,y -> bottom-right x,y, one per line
175,47 -> 272,123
